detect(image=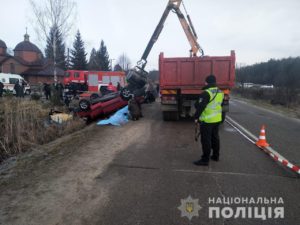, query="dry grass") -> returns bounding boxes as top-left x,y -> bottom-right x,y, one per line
0,98 -> 85,162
